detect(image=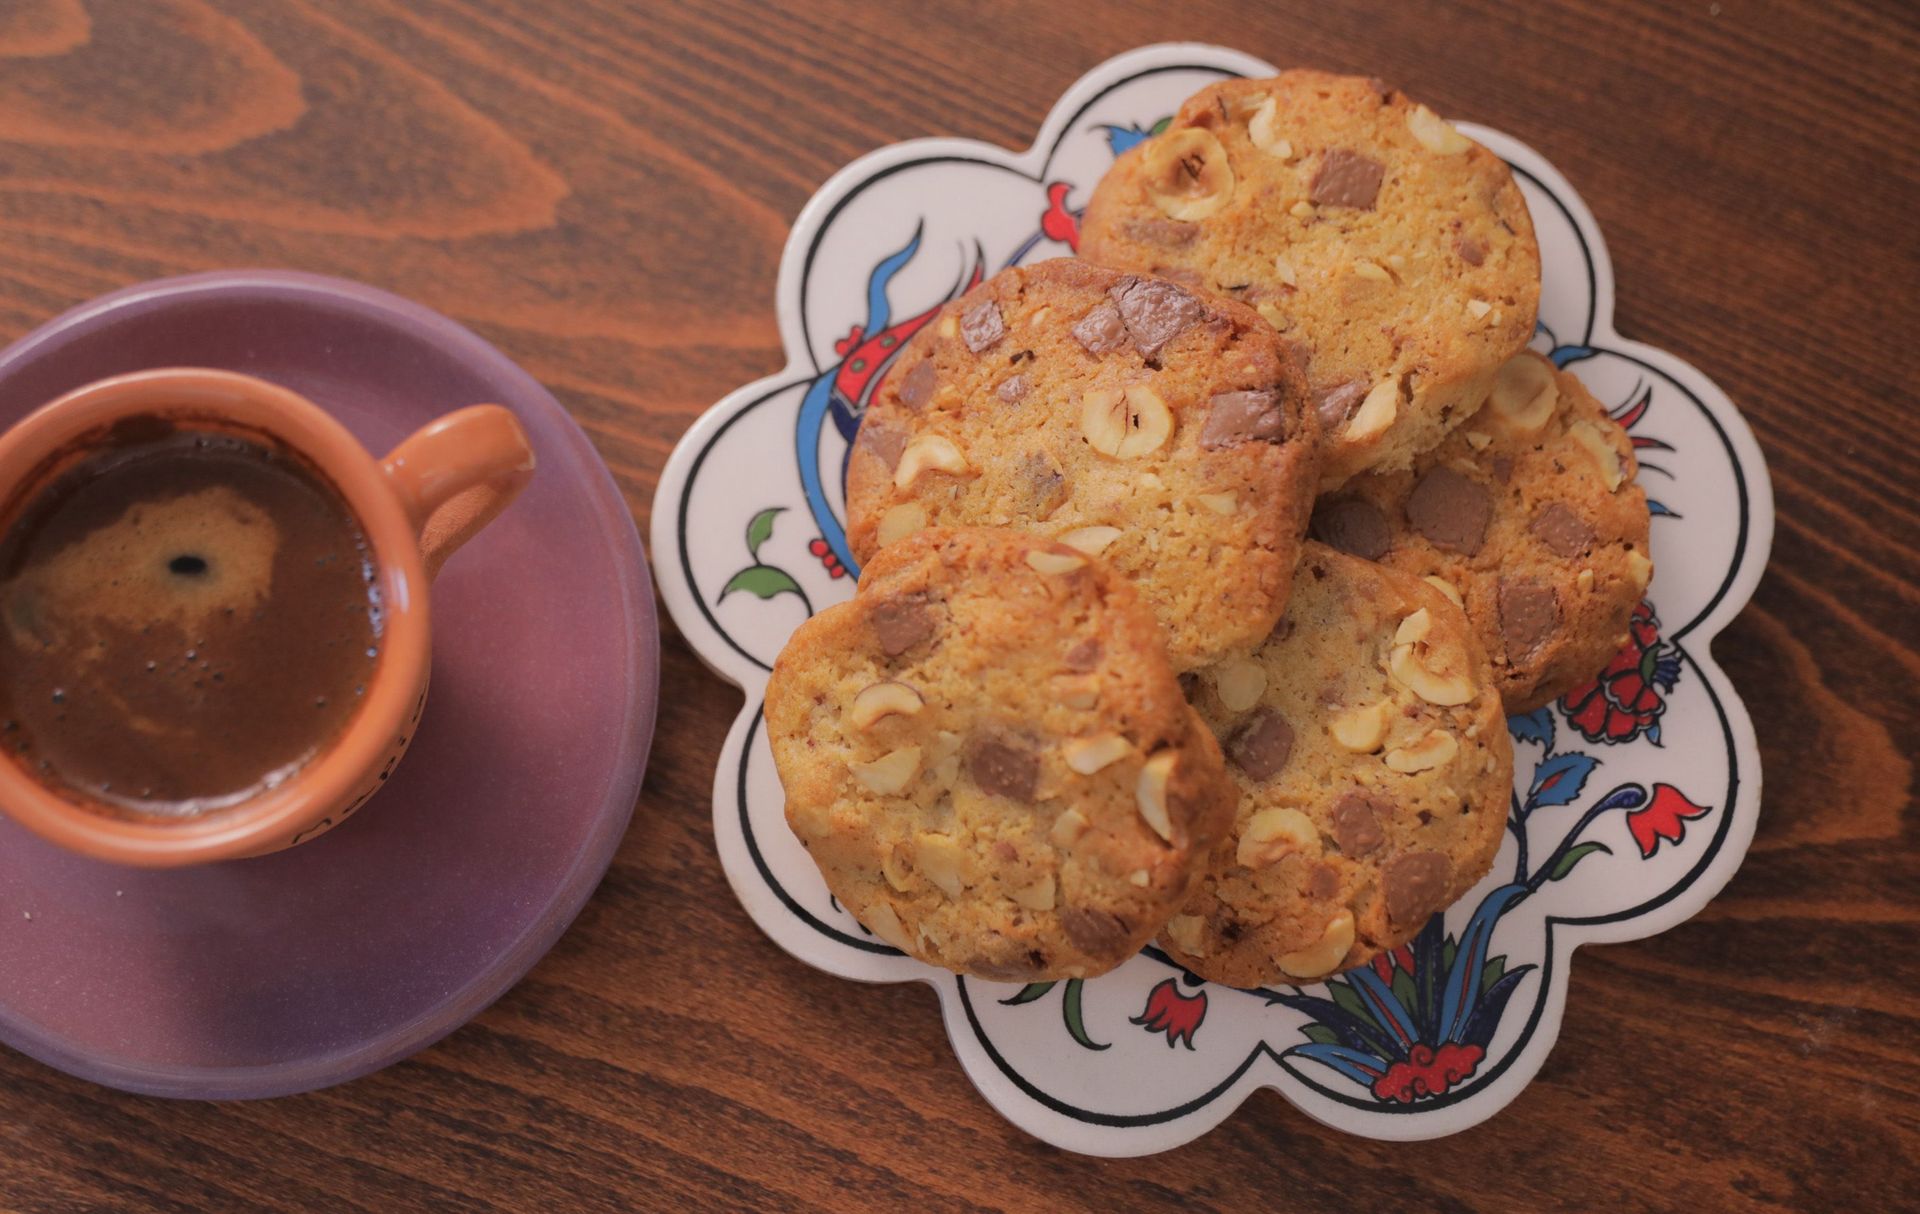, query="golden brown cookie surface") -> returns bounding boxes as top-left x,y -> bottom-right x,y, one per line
1162,544 -> 1512,989
844,257 -> 1318,672
1311,352 -> 1652,712
1080,71 -> 1540,488
766,527 -> 1235,981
